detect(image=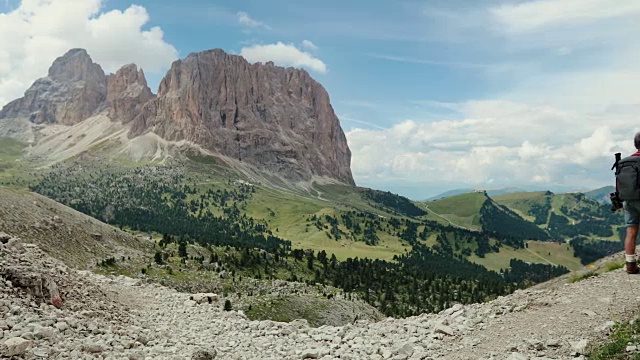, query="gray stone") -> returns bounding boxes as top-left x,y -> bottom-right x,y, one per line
32,348 -> 49,358
4,337 -> 31,356
508,353 -> 528,360
301,349 -> 320,359
84,343 -> 106,353
190,293 -> 219,304
192,349 -> 217,360
433,324 -> 455,336
545,339 -> 560,347
33,325 -> 54,339
570,339 -> 589,354
393,342 -> 414,357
